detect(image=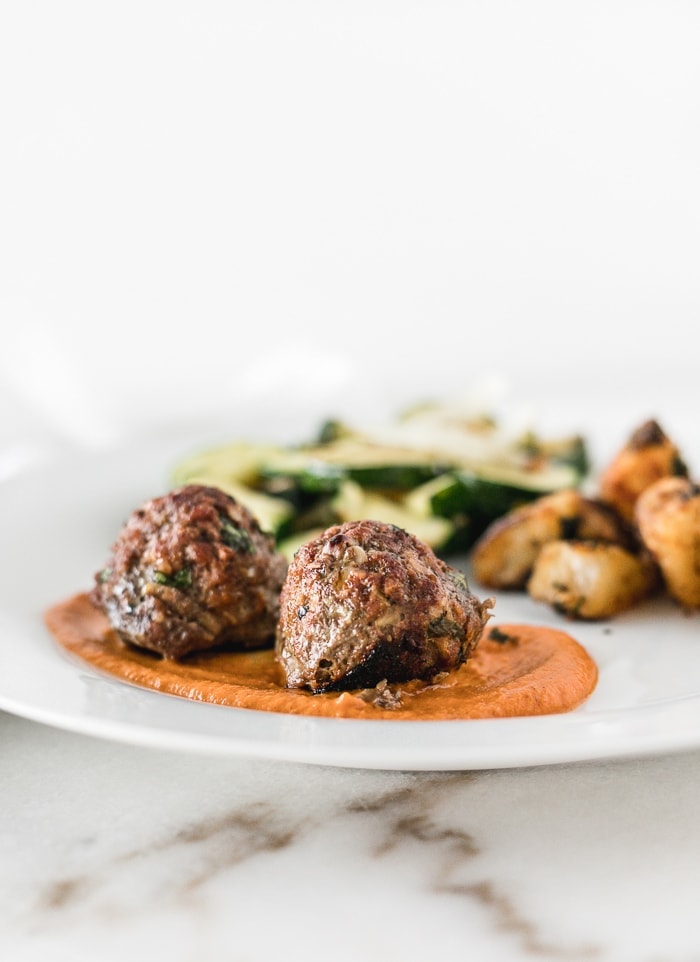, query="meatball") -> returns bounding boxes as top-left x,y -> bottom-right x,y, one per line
276,519 -> 493,692
92,484 -> 288,659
